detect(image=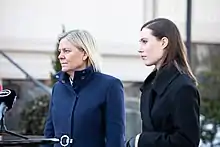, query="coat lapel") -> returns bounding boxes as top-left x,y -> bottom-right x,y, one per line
141,88 -> 157,130
140,70 -> 157,131
140,62 -> 182,131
